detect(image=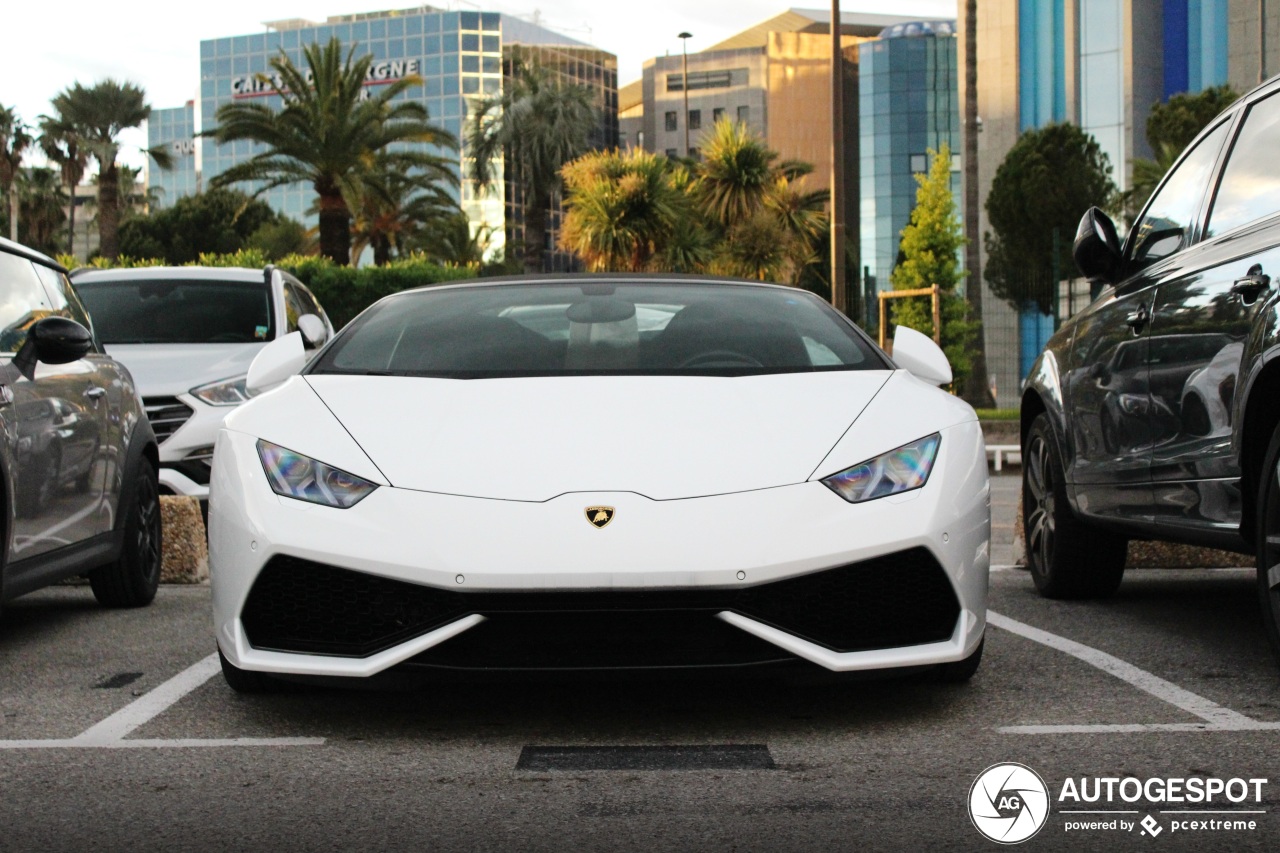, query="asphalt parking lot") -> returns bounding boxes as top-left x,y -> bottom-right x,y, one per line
2,473 -> 1279,852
